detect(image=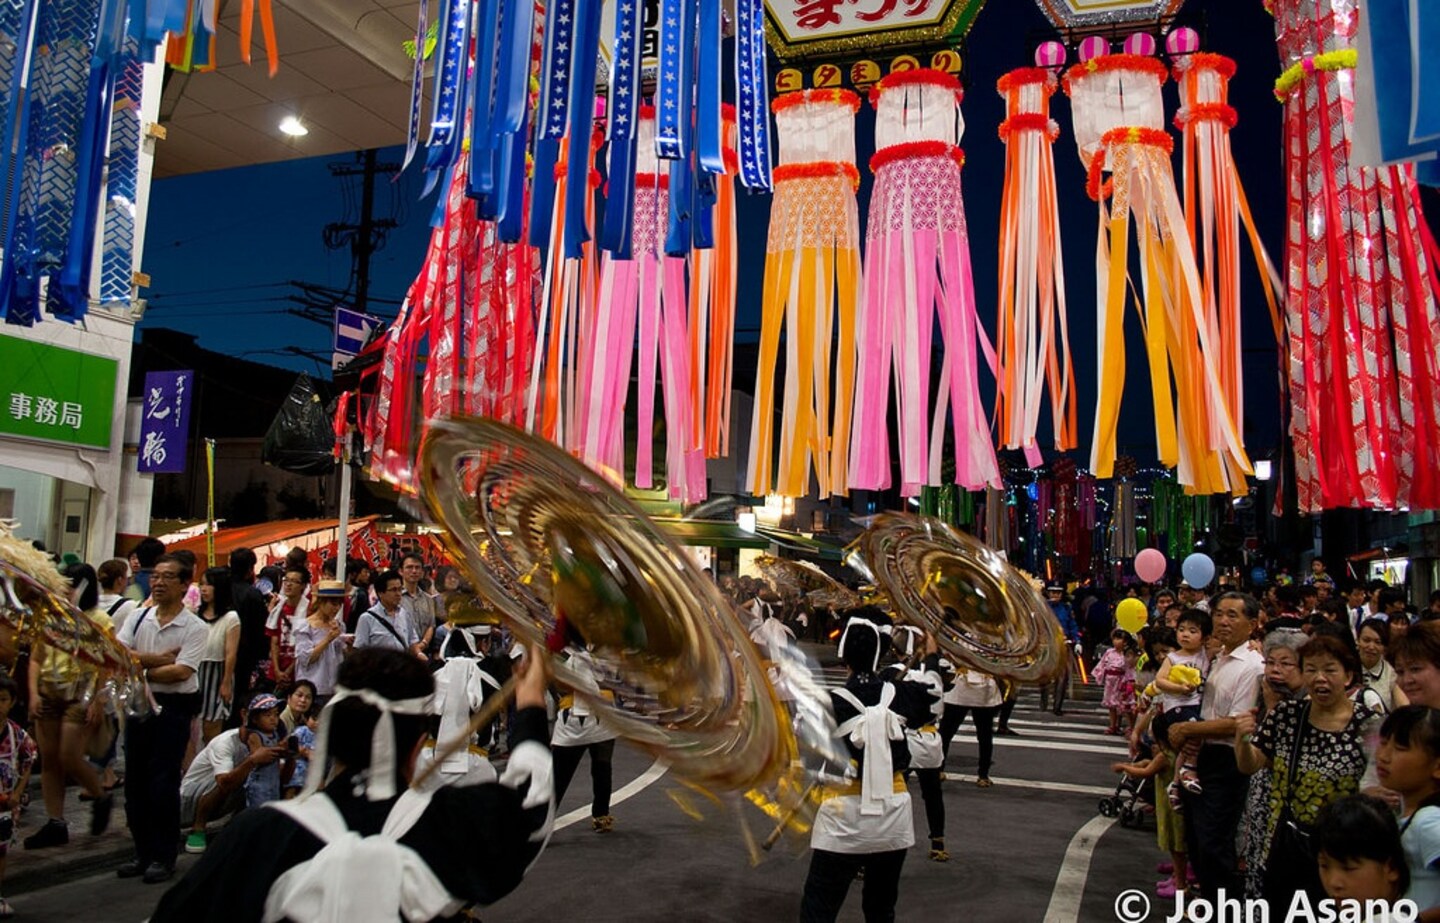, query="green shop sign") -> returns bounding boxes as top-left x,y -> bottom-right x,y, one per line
0,335 -> 117,449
